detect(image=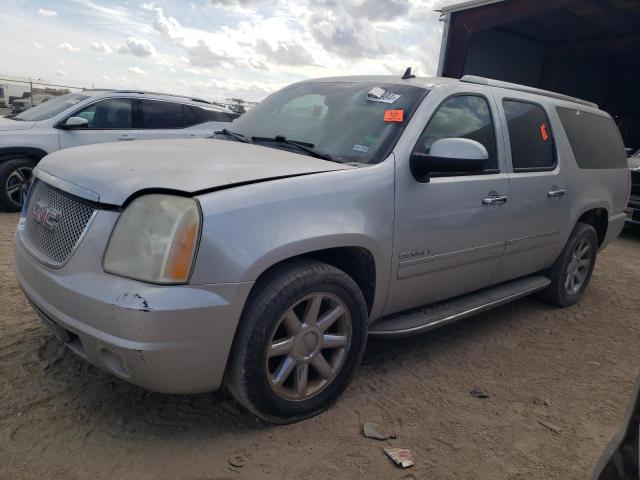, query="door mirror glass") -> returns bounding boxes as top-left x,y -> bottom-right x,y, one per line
61,116 -> 89,129
411,137 -> 488,182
